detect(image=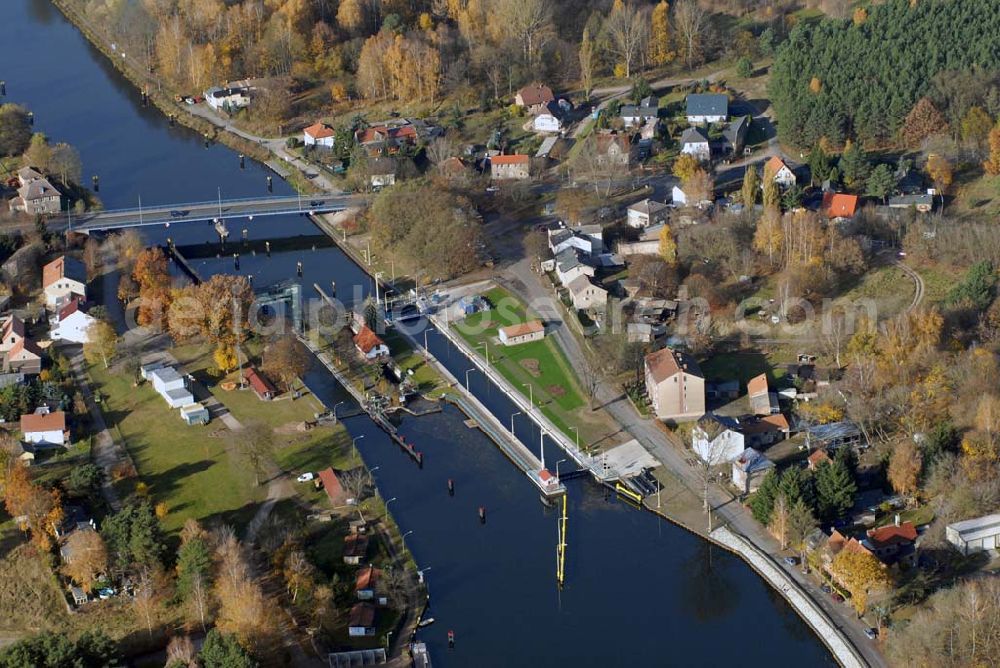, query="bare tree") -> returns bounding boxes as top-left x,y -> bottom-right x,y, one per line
229,421 -> 275,486
494,0 -> 554,66
605,2 -> 648,79
673,0 -> 708,68
427,136 -> 456,165
188,570 -> 210,632
580,362 -> 602,411
166,635 -> 197,667
340,468 -> 368,500
132,565 -> 164,639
